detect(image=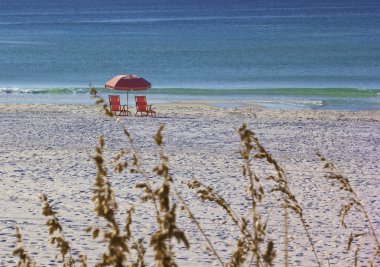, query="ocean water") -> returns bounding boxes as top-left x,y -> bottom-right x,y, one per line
0,0 -> 379,110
